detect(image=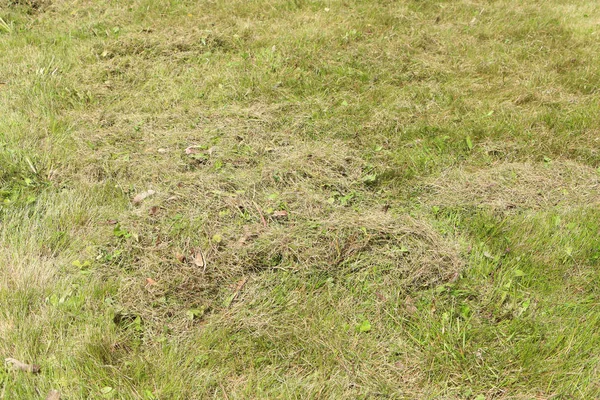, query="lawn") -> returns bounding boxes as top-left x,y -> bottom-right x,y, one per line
1,0 -> 600,398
